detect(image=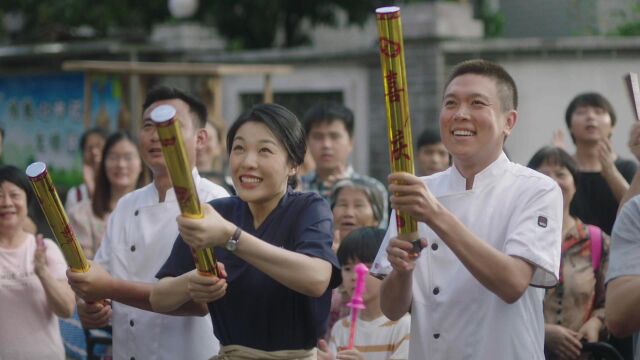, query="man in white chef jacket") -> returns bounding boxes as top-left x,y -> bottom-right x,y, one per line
374,59 -> 562,360
67,86 -> 229,360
